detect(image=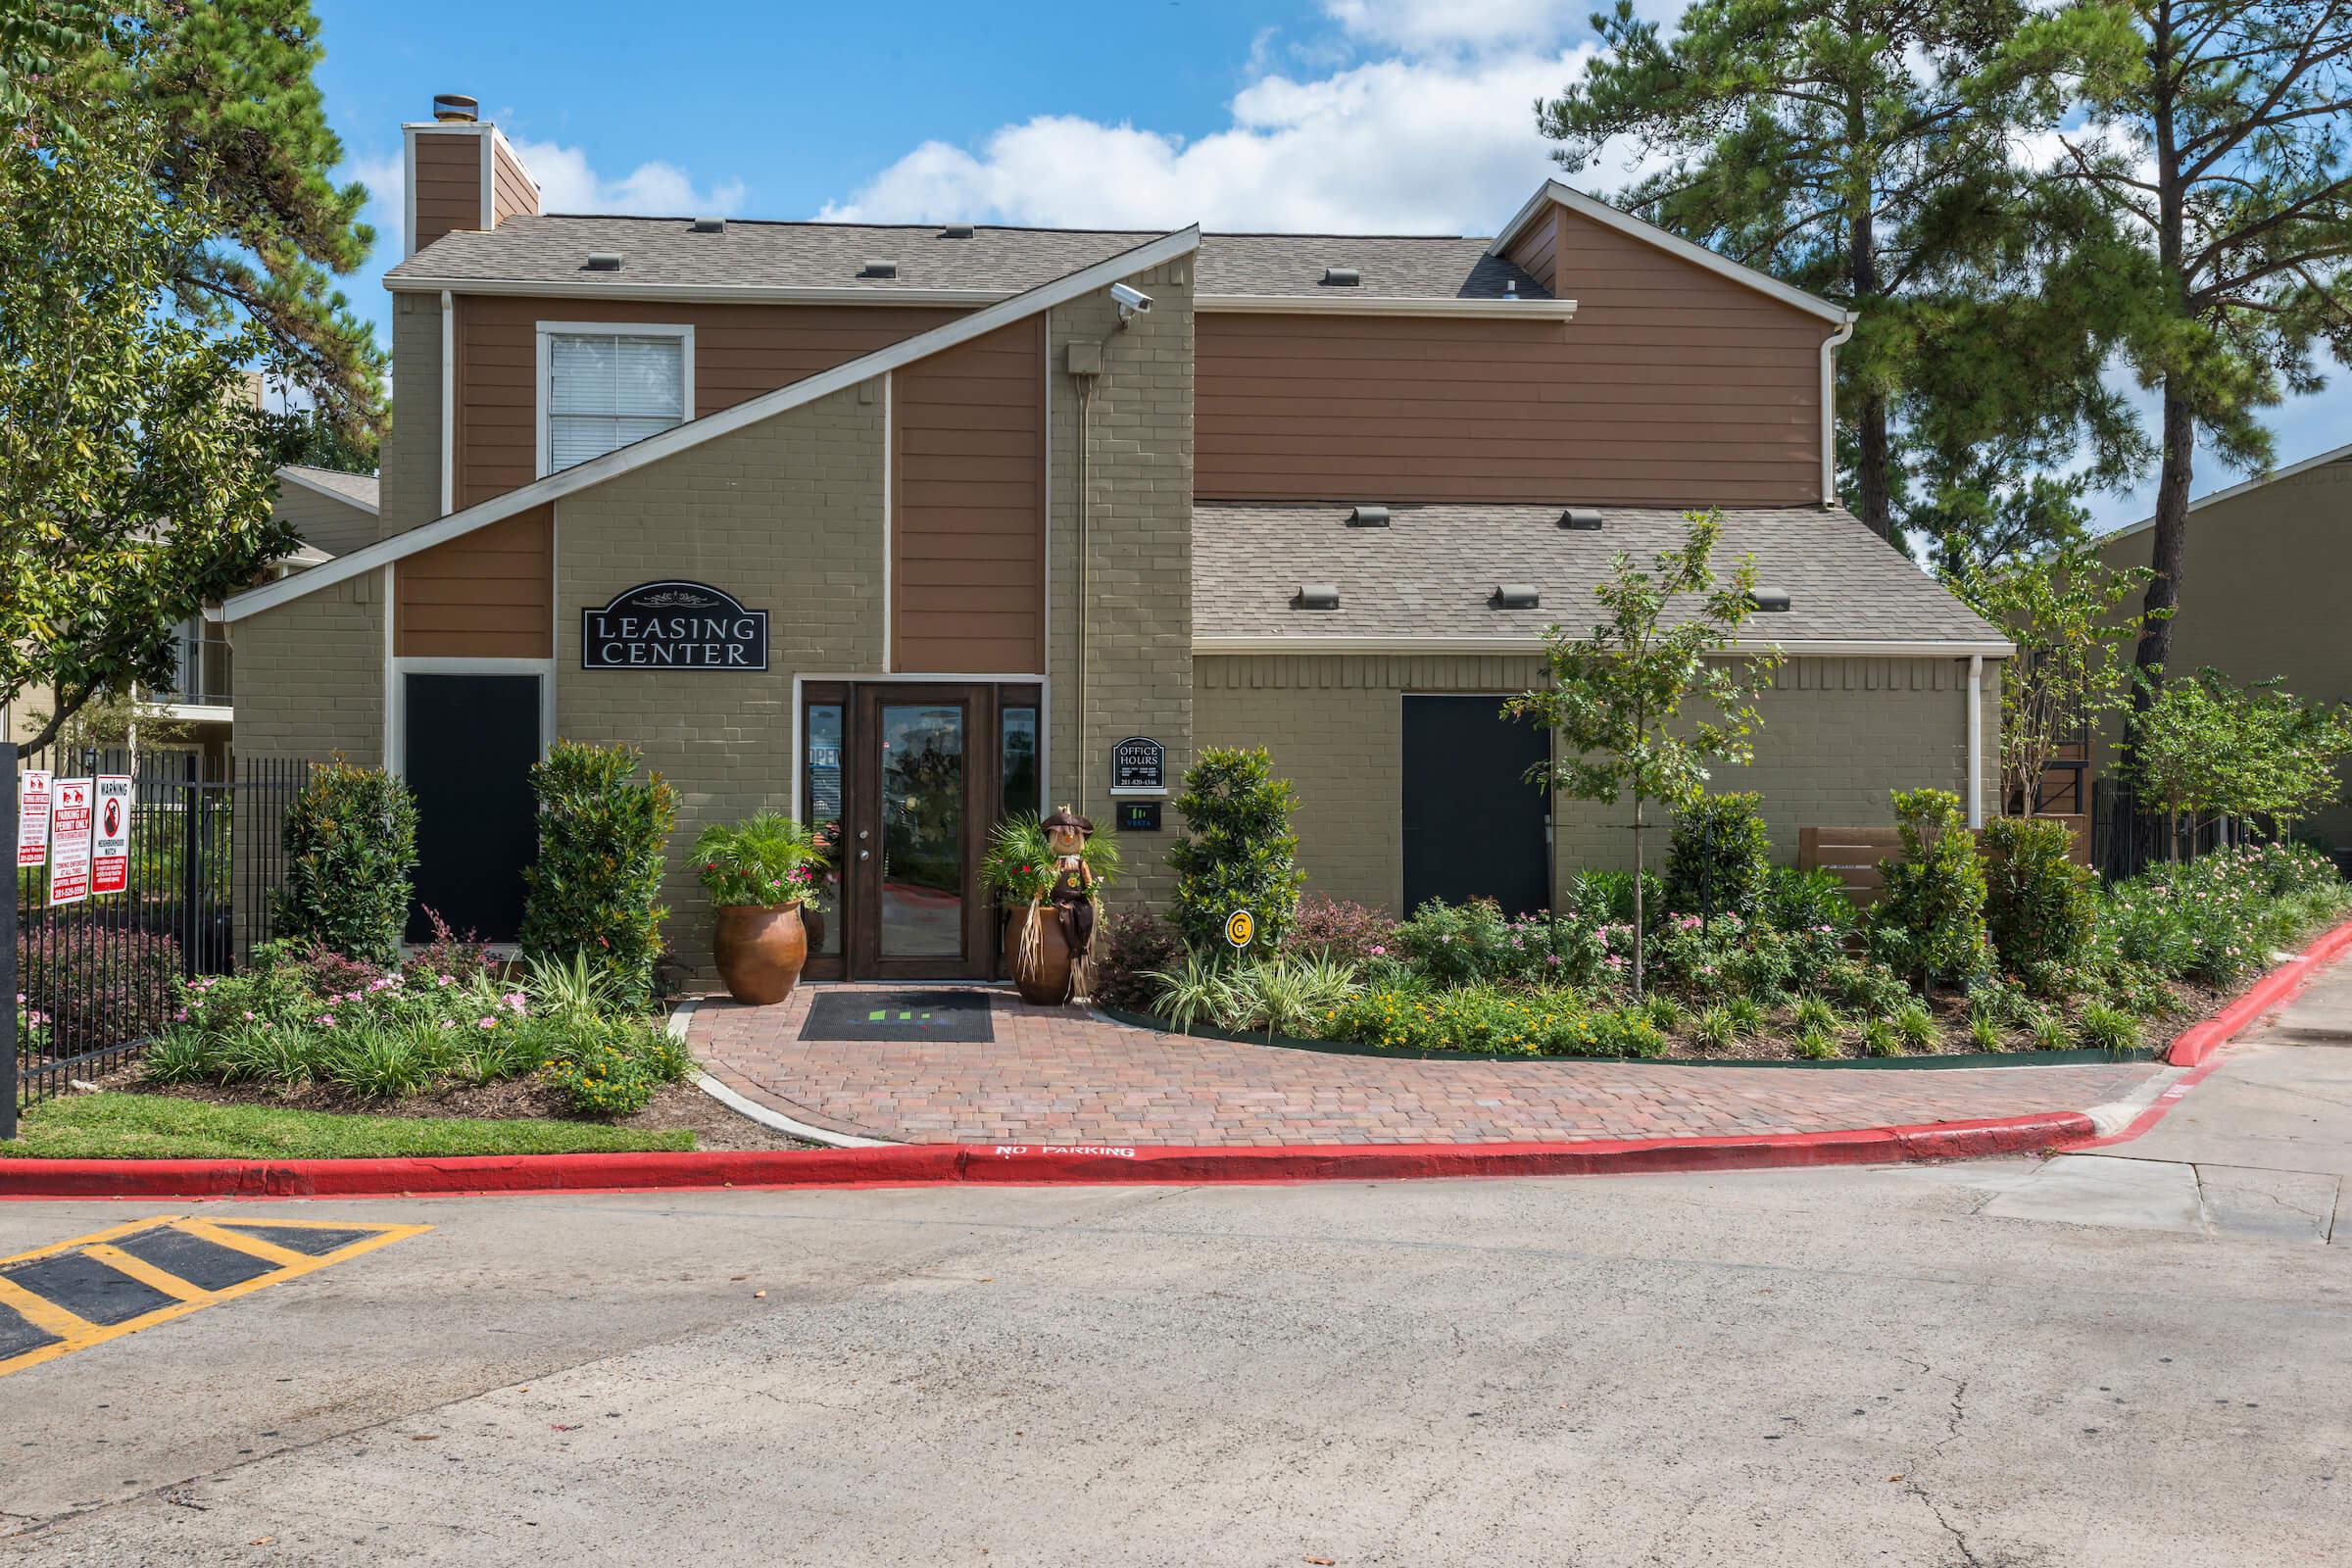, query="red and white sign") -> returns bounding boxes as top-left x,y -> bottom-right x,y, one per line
16,768 -> 51,868
91,774 -> 131,897
48,776 -> 93,906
